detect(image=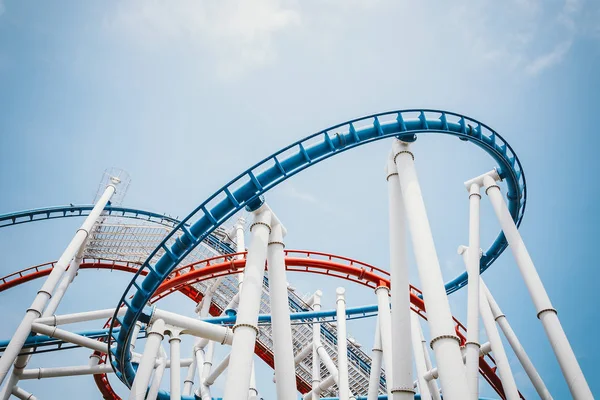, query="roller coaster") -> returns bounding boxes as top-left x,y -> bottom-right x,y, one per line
0,110 -> 593,399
